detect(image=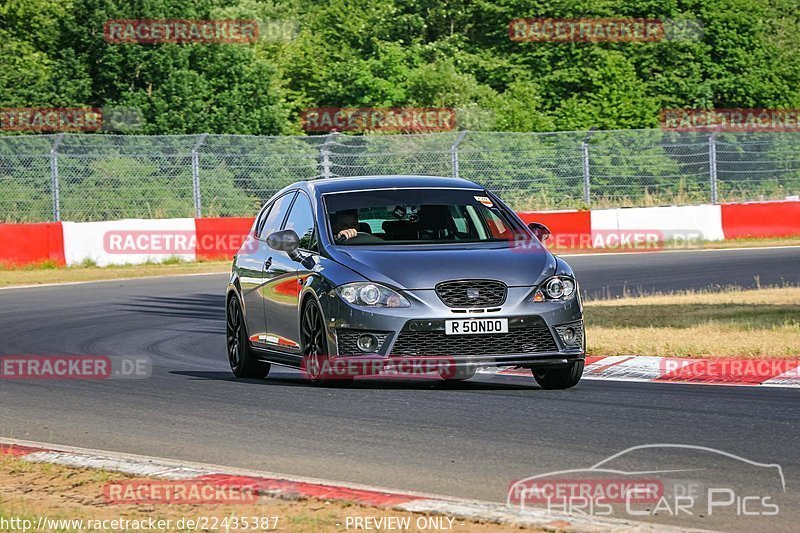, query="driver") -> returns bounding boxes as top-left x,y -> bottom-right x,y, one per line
331,209 -> 359,242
